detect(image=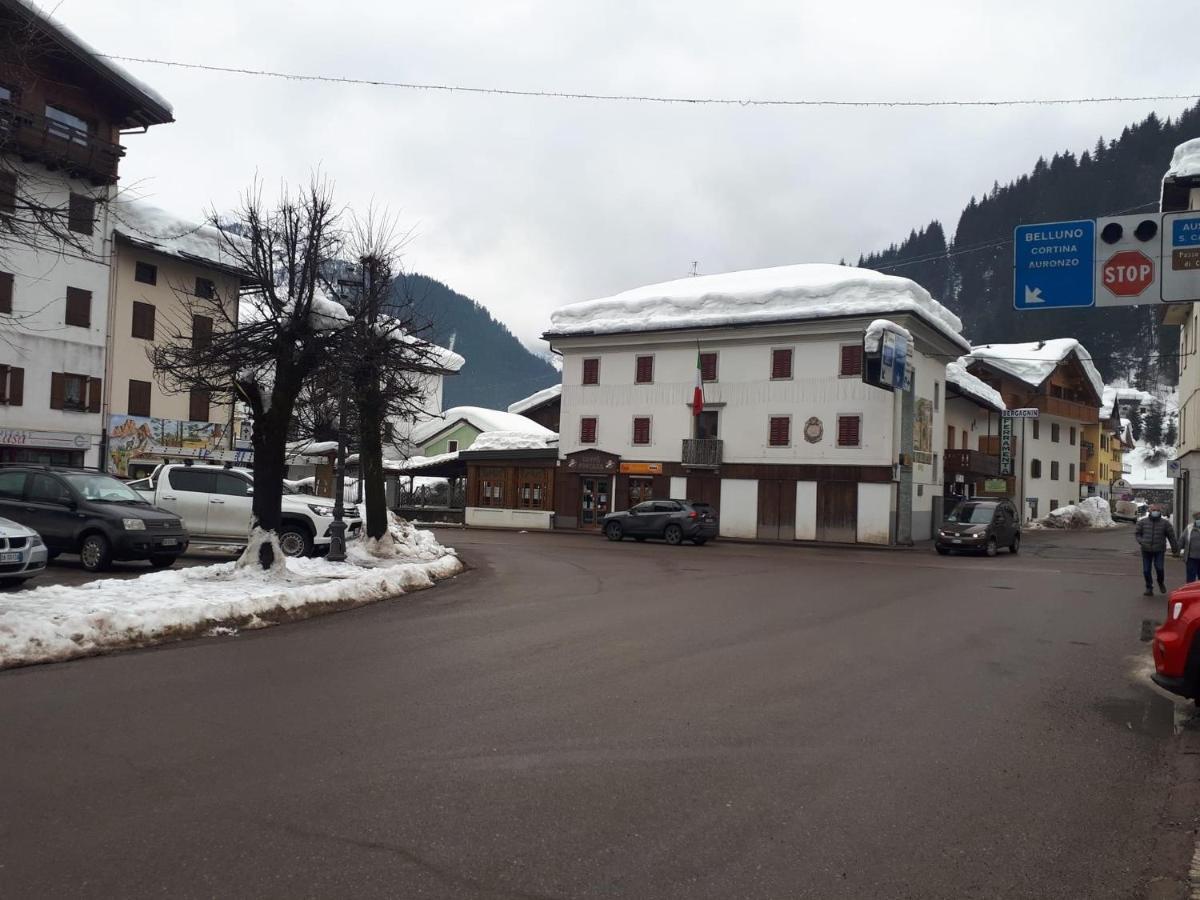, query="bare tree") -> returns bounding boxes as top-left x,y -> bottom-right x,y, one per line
151,177 -> 344,568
